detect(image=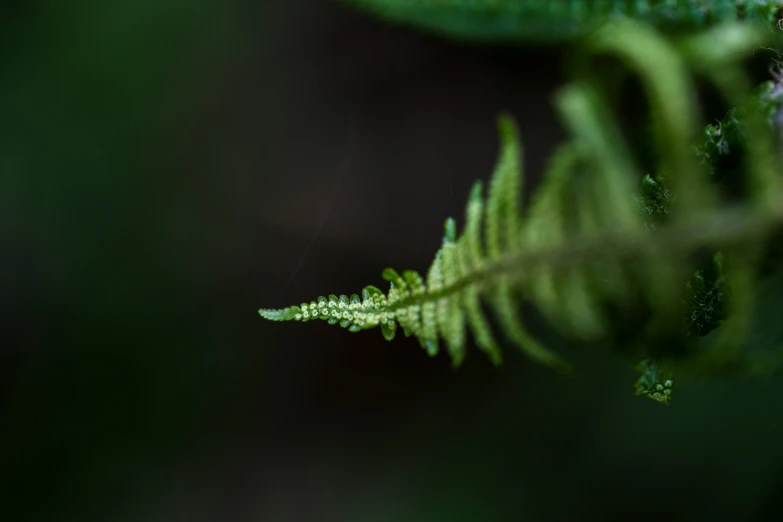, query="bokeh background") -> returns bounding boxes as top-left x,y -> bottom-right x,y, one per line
3,1 -> 783,521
